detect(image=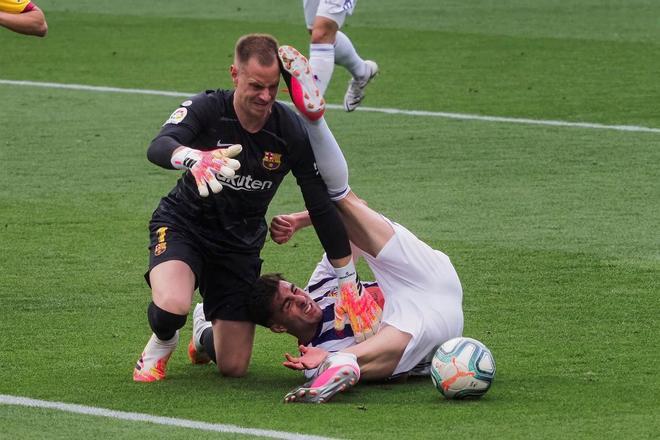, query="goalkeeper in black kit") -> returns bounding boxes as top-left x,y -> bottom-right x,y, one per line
133,34 -> 380,382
